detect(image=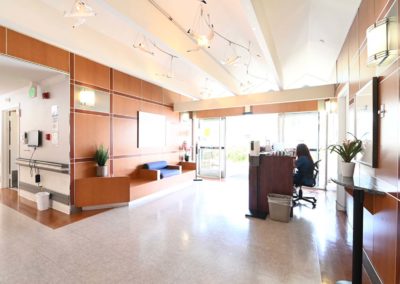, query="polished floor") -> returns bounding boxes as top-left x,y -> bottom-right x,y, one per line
0,188 -> 108,229
0,178 -> 370,283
